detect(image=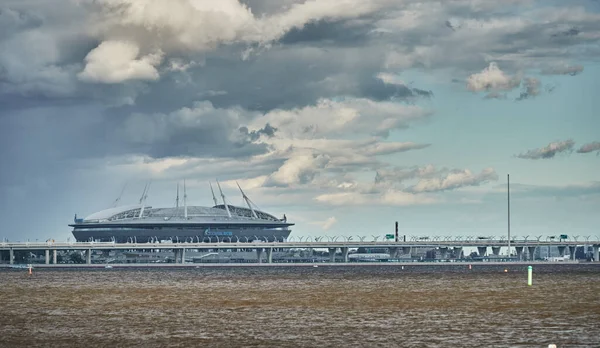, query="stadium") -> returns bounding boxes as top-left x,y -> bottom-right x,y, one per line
69,182 -> 293,243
